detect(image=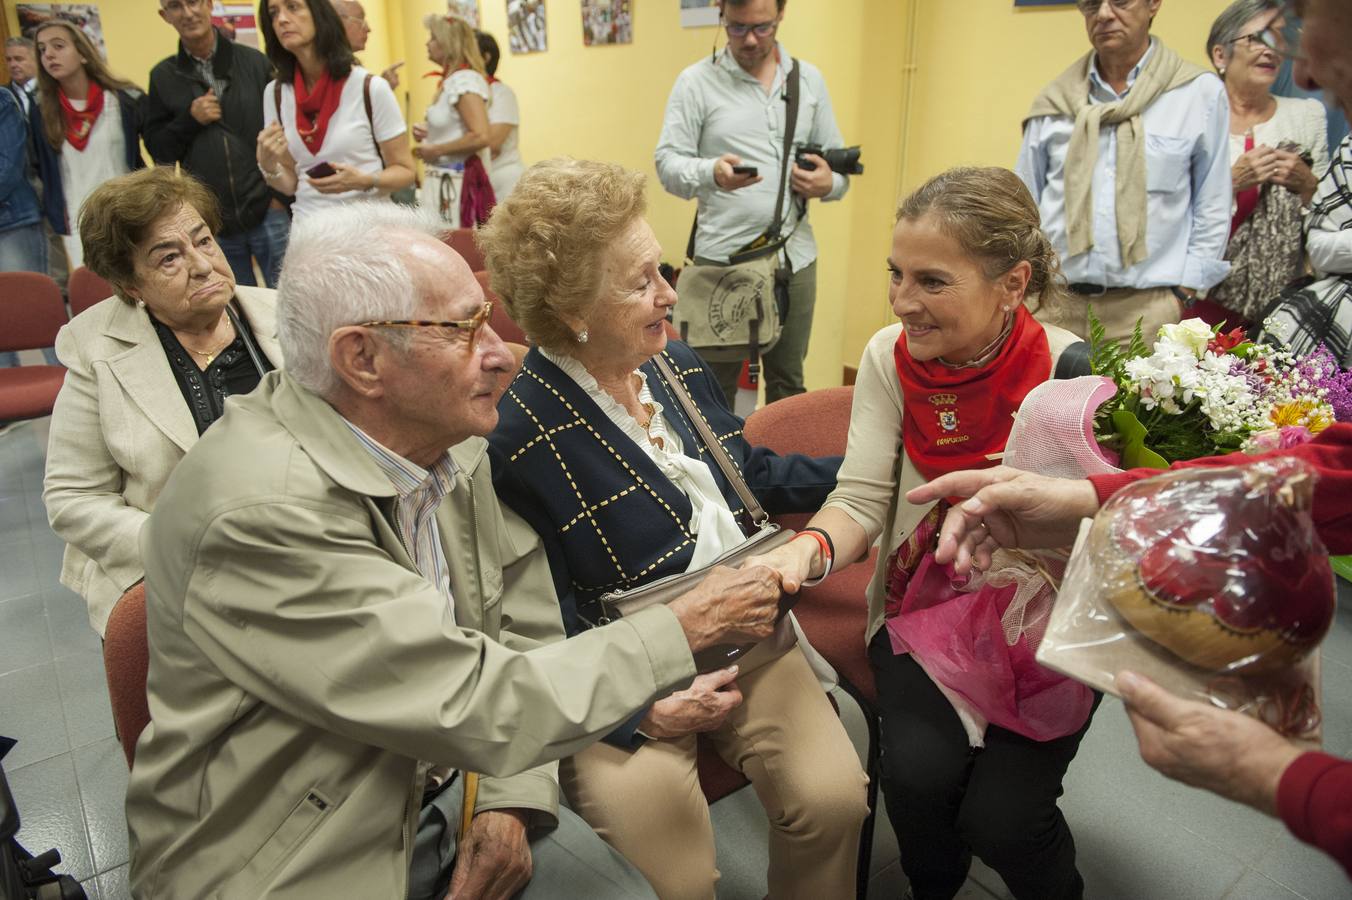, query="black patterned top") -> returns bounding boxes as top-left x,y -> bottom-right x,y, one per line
150,310 -> 272,436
